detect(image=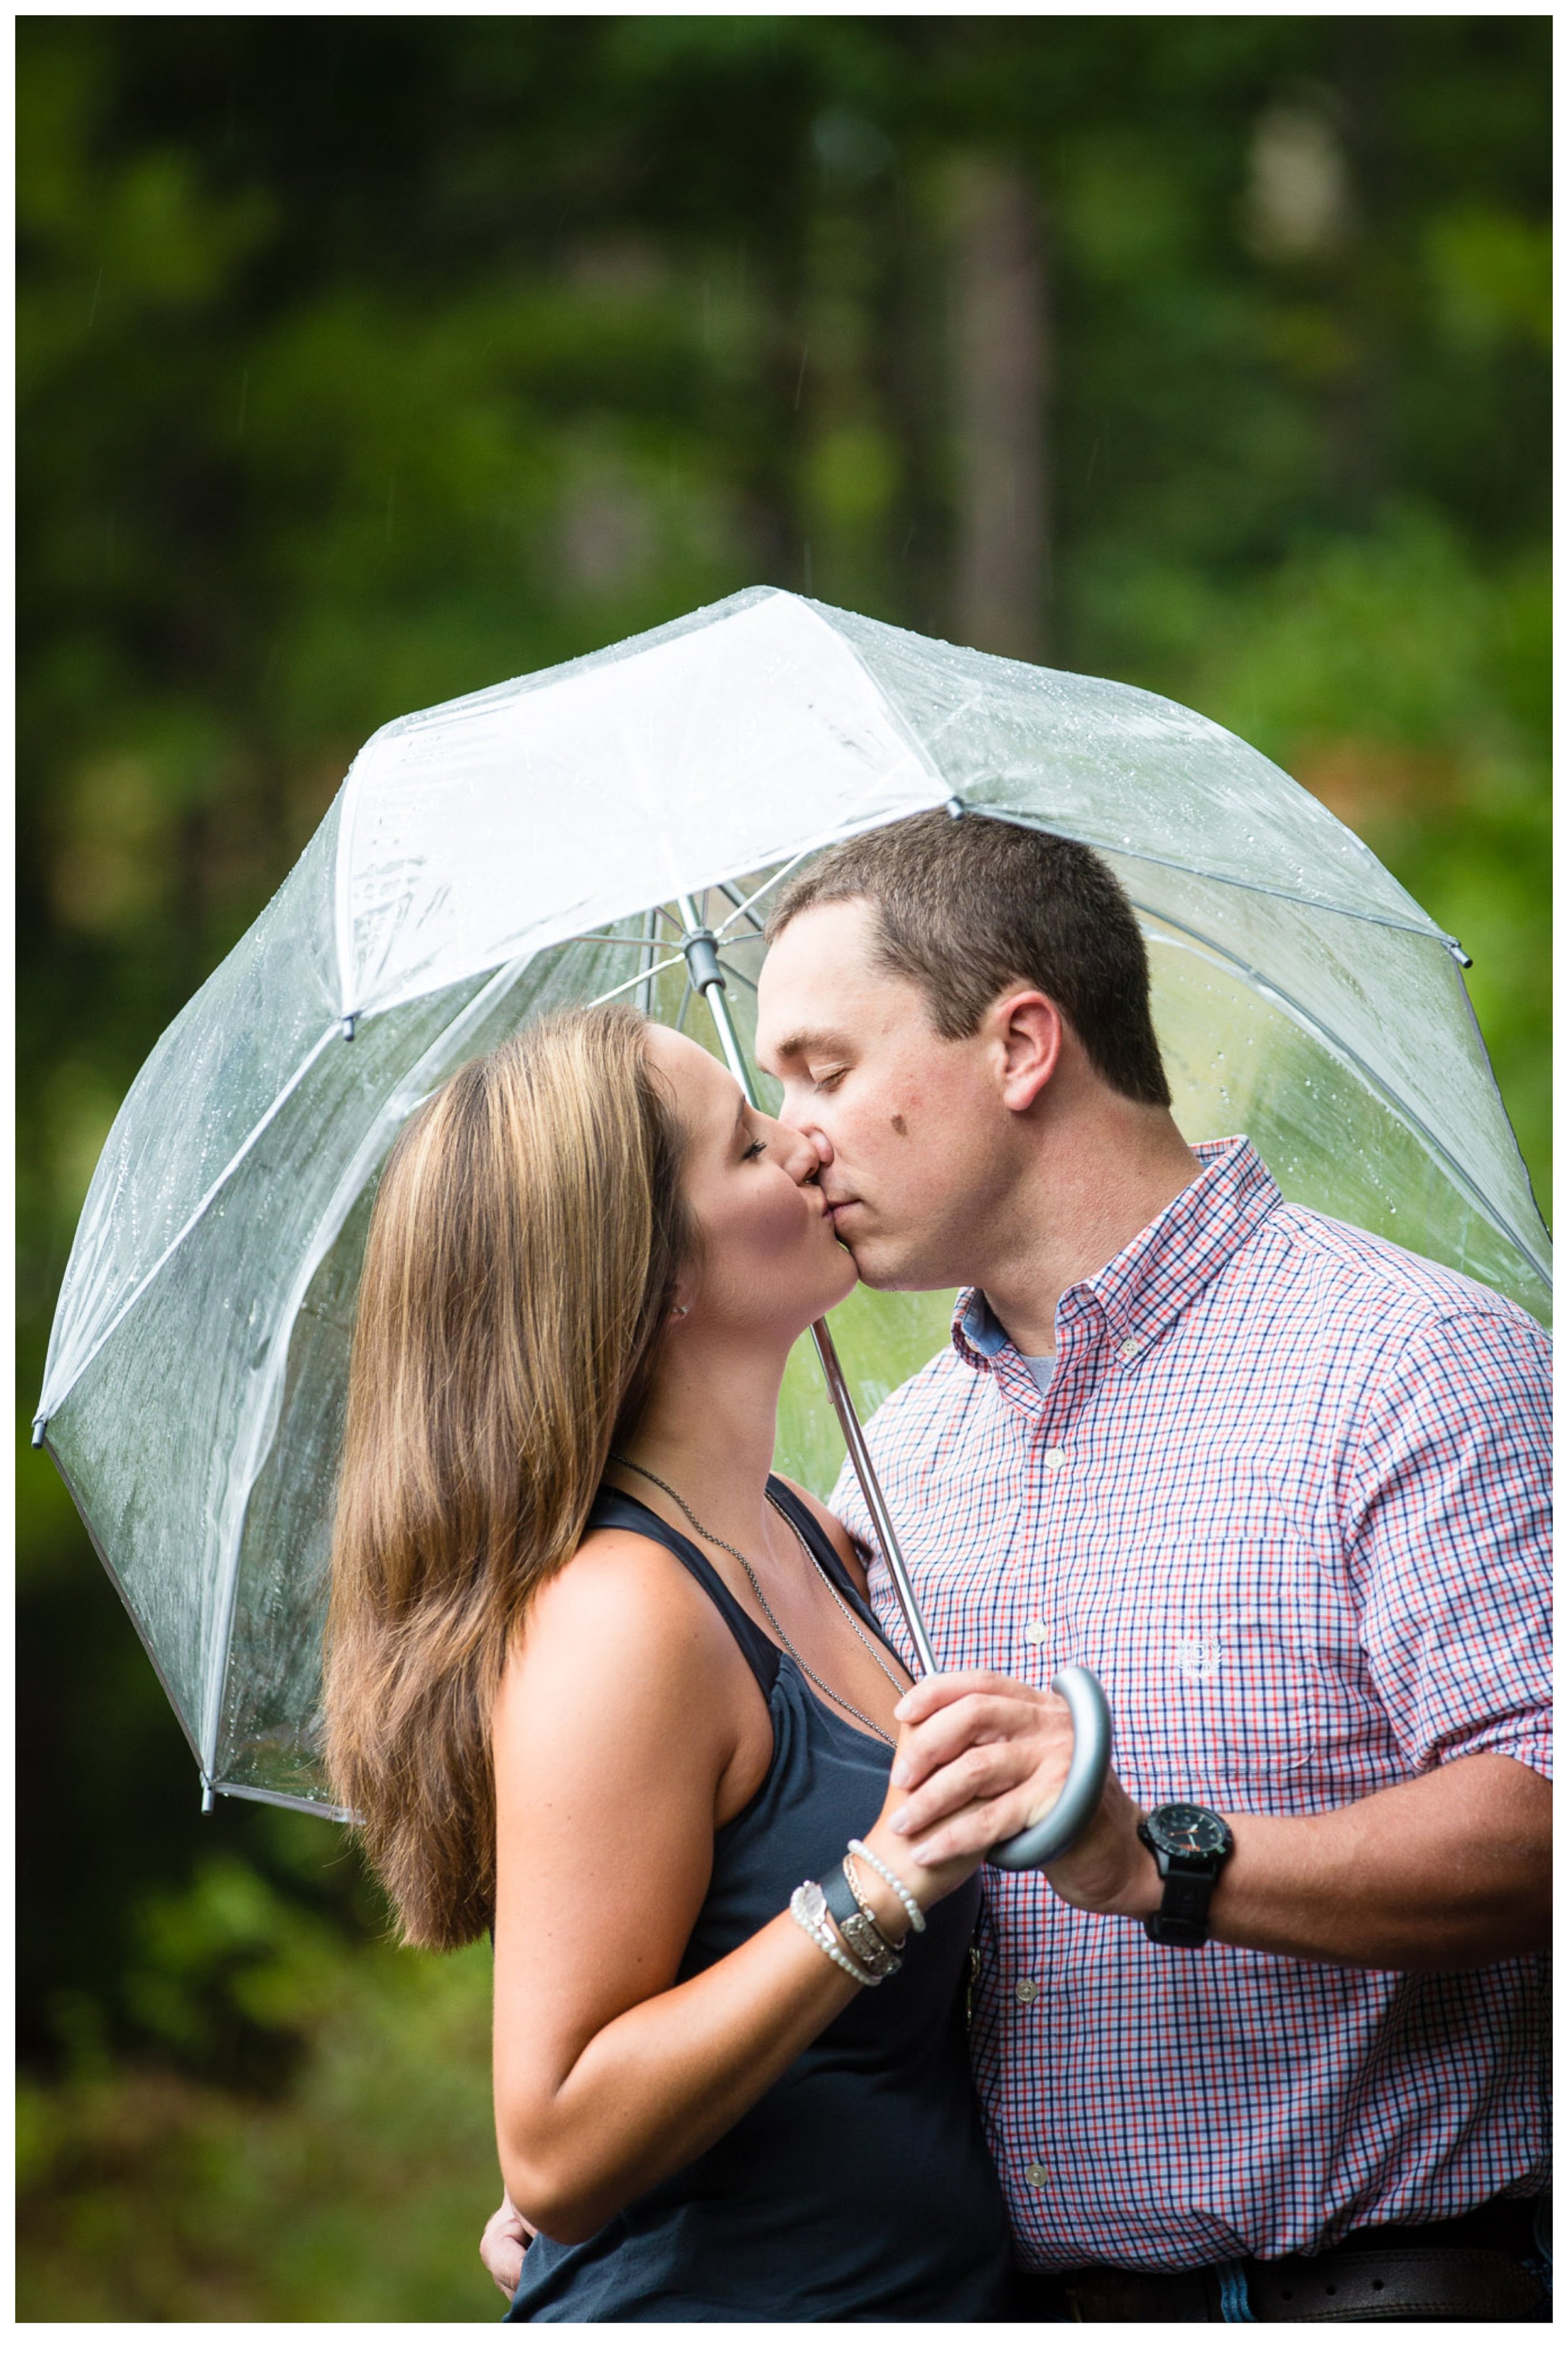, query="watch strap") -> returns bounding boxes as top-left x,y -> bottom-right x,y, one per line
1138,1811 -> 1230,1949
